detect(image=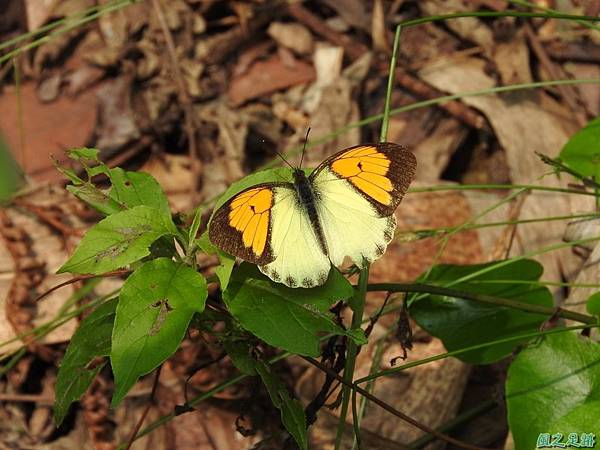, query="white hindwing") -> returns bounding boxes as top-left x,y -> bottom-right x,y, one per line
259,186 -> 330,288
312,168 -> 396,267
